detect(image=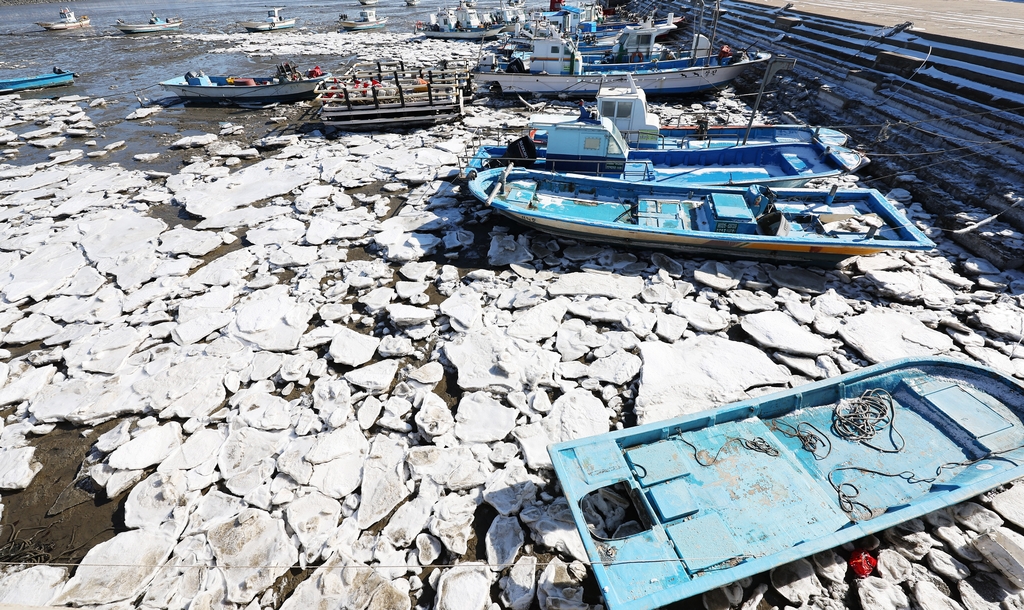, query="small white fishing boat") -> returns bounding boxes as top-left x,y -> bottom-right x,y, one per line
37,7 -> 90,31
339,9 -> 388,31
160,63 -> 330,105
357,0 -> 379,5
240,8 -> 296,32
405,0 -> 421,6
415,4 -> 505,40
114,12 -> 183,34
